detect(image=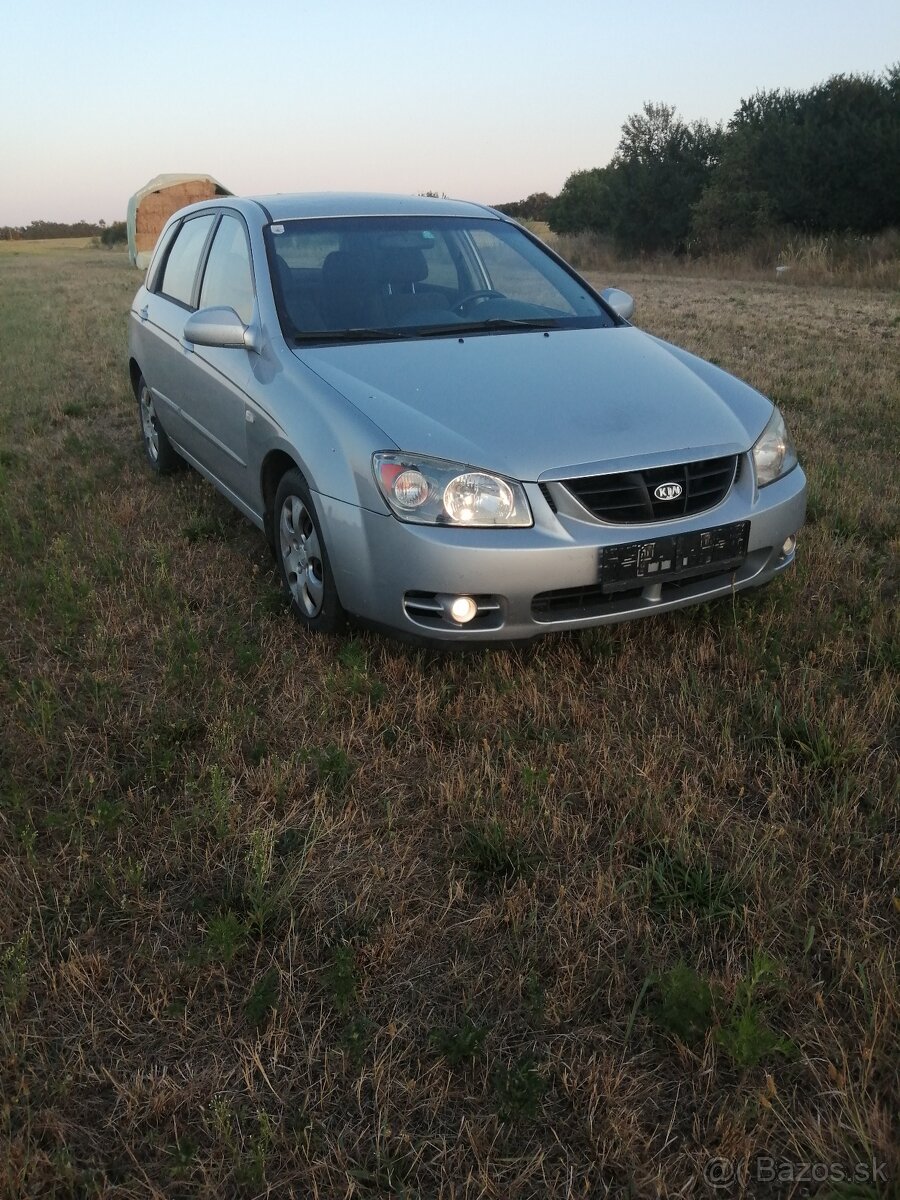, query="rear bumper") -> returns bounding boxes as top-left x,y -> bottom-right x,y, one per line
321,462 -> 806,642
